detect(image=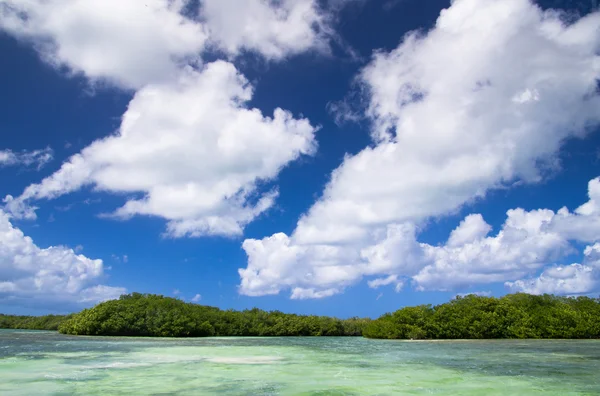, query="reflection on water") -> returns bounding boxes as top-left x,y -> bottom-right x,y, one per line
1,329 -> 599,395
